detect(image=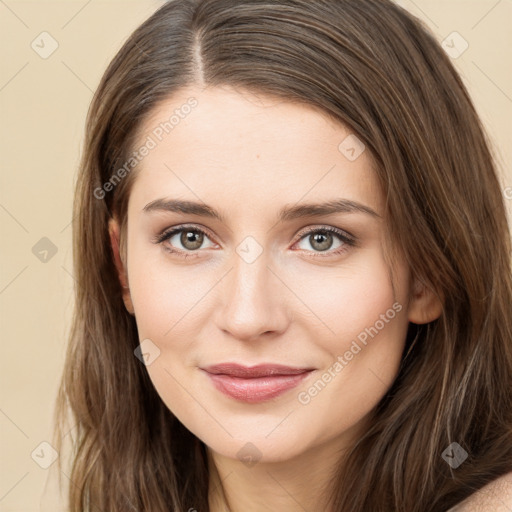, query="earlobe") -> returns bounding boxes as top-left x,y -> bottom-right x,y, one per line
407,277 -> 443,324
108,218 -> 135,315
